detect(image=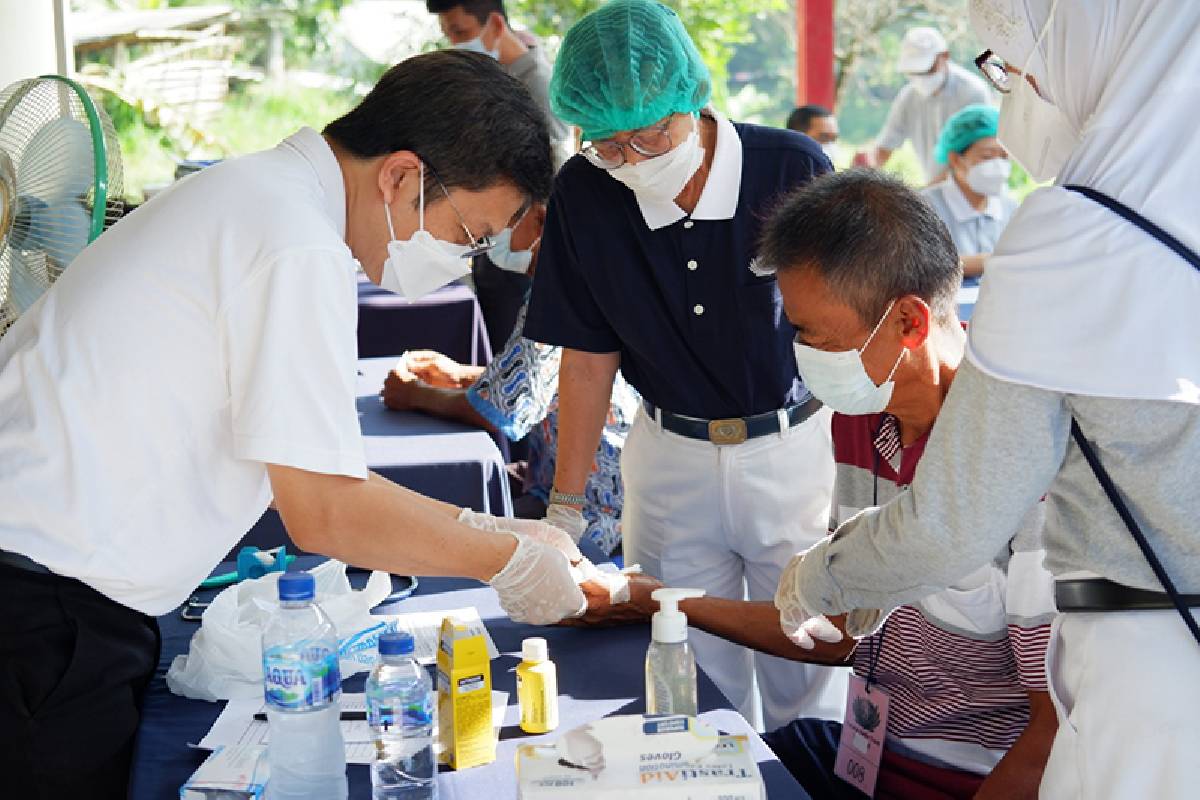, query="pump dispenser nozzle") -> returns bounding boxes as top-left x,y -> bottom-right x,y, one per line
650,588 -> 705,644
